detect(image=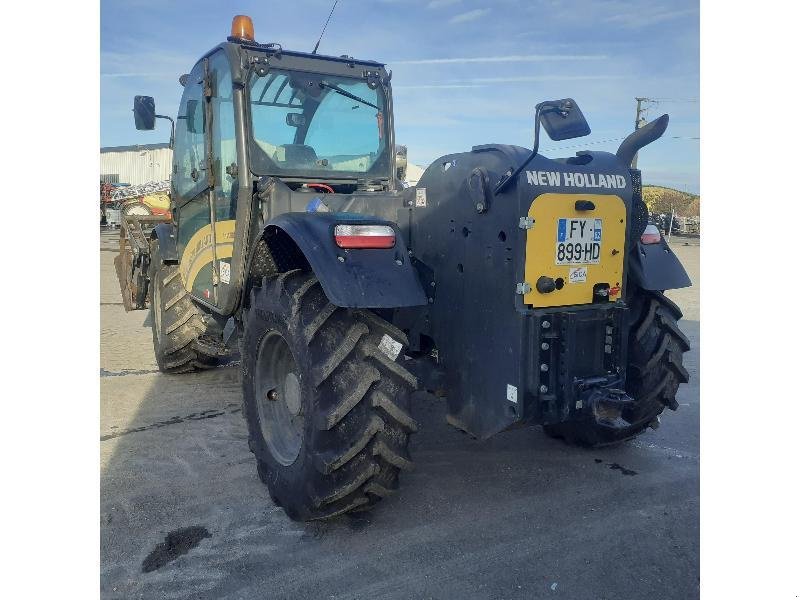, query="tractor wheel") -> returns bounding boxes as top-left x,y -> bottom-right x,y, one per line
242,270 -> 418,521
543,289 -> 690,447
148,241 -> 225,373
